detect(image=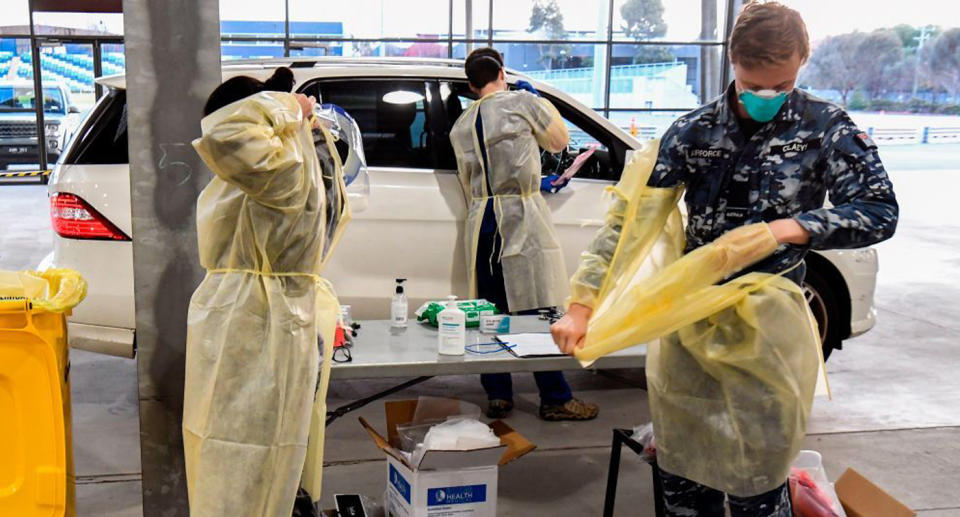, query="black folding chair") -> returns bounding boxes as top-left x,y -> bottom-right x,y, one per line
602,428 -> 665,517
